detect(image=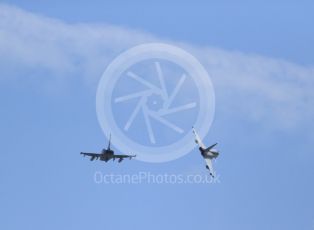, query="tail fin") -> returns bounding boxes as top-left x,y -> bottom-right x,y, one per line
107,133 -> 111,150
205,143 -> 217,151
